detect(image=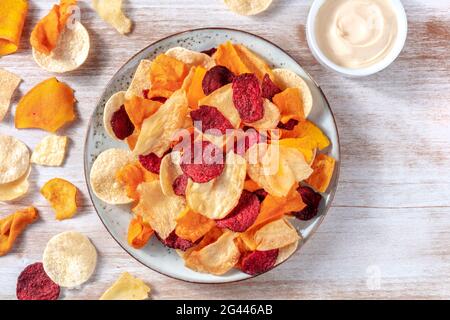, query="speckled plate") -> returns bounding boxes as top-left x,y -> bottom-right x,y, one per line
84,28 -> 340,284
